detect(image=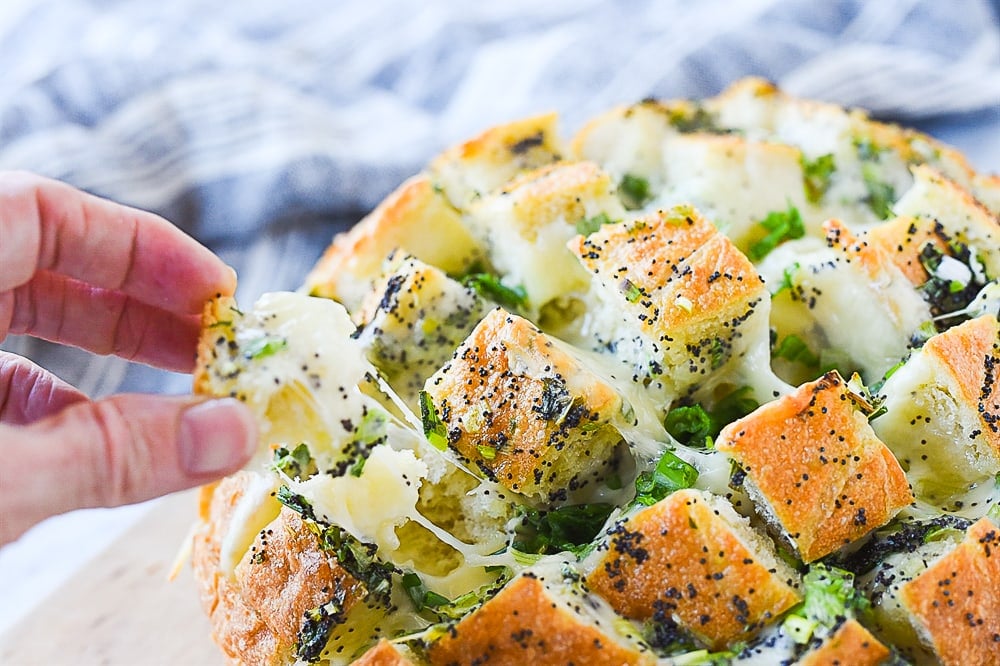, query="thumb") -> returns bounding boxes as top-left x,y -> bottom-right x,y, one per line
0,395 -> 258,545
